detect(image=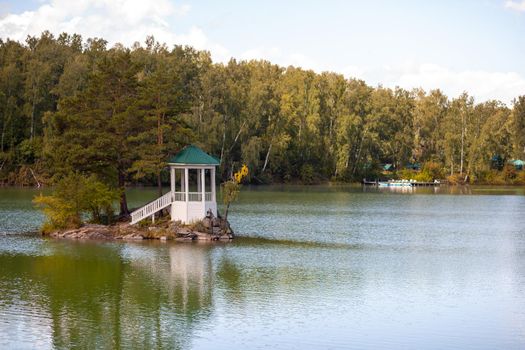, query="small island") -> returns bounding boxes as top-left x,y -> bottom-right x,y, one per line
47,211 -> 234,241
35,145 -> 246,242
